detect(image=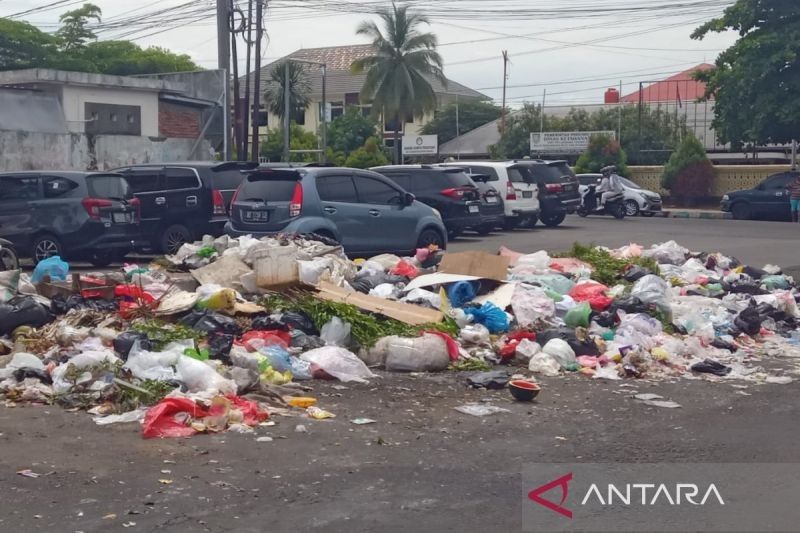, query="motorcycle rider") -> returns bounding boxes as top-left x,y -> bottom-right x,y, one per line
597,165 -> 624,208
